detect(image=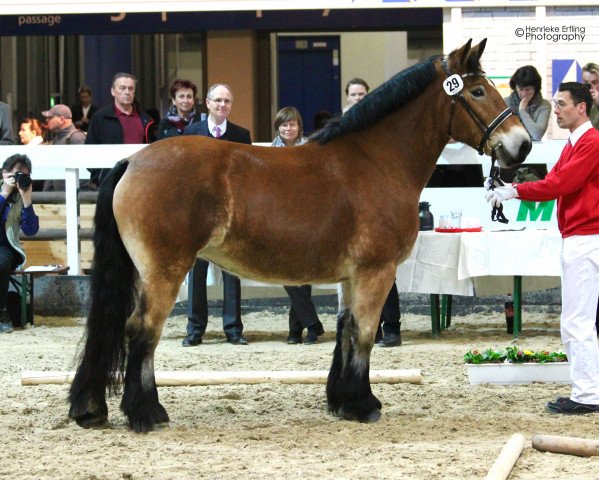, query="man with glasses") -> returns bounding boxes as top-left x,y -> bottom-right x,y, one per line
181,84 -> 251,346
486,82 -> 599,414
86,73 -> 155,188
